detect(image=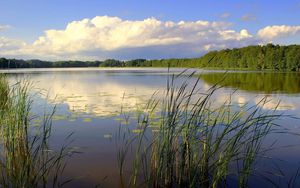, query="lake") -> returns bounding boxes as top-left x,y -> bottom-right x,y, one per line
2,68 -> 300,187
